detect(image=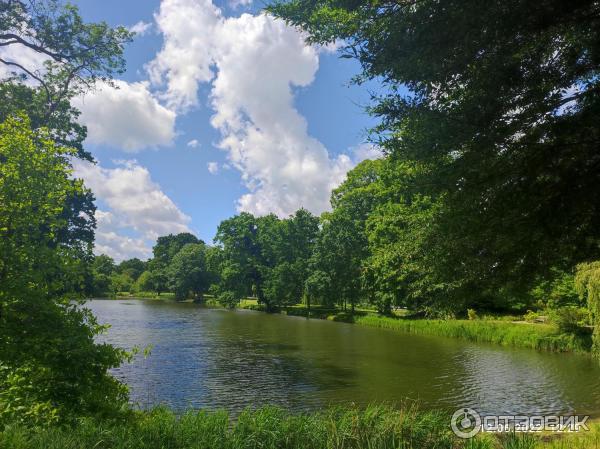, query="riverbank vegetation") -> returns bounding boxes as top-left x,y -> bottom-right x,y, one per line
1,405 -> 599,449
